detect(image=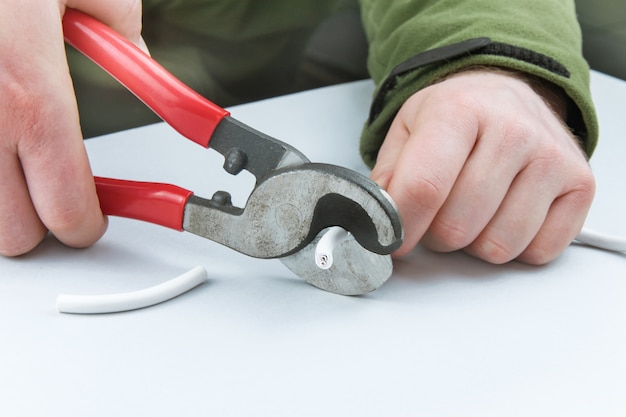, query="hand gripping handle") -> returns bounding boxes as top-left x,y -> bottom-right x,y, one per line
62,8 -> 229,147
95,177 -> 193,231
